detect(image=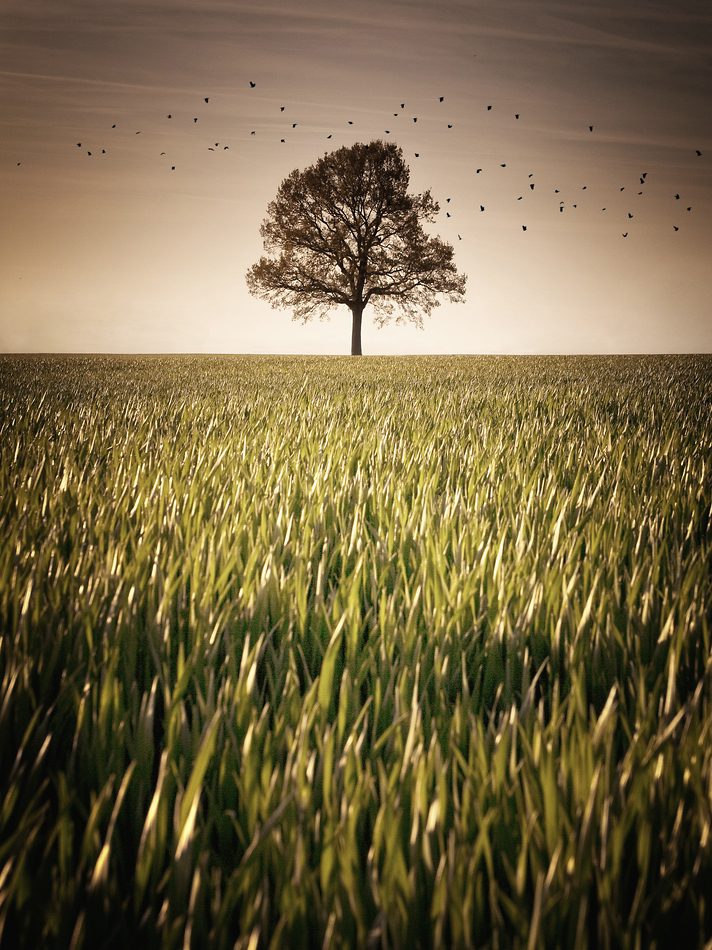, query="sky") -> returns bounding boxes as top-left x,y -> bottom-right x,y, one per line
1,0 -> 711,355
